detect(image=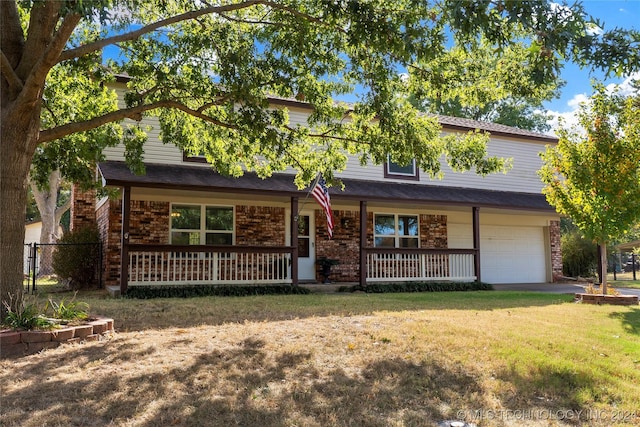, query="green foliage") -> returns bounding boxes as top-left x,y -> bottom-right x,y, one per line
409,37 -> 561,133
561,229 -> 598,277
125,285 -> 312,299
540,83 -> 640,246
45,294 -> 89,321
2,297 -> 52,330
17,0 -> 637,189
52,227 -> 101,290
339,281 -> 493,293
